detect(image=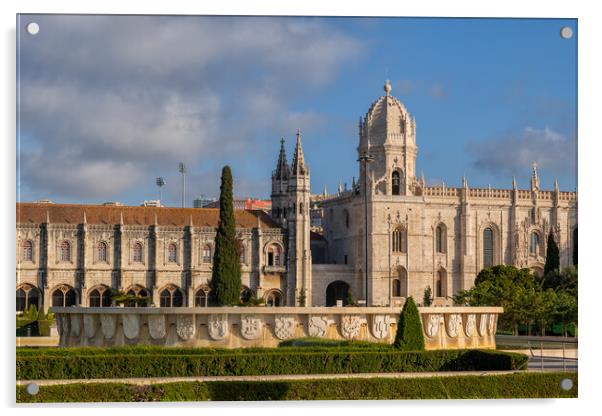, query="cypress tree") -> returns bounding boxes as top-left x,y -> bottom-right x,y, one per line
394,296 -> 425,351
544,232 -> 560,276
210,166 -> 242,306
